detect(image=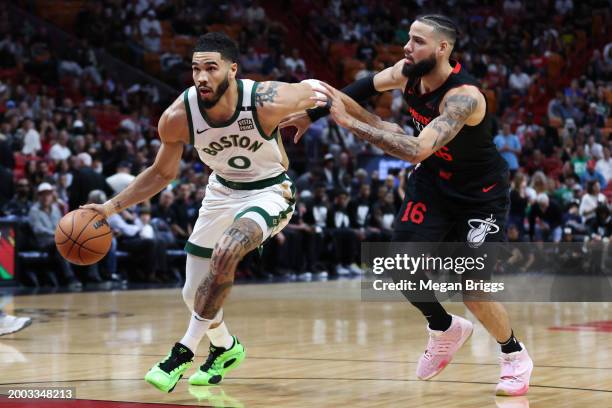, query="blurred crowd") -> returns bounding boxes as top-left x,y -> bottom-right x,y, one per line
70,0 -> 312,88
0,1 -> 610,288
